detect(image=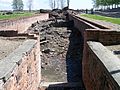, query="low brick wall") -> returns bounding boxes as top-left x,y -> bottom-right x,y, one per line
83,41 -> 120,90
0,14 -> 49,33
68,14 -> 97,36
0,30 -> 18,37
0,38 -> 41,90
68,13 -> 120,90
85,29 -> 120,45
68,14 -> 120,45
